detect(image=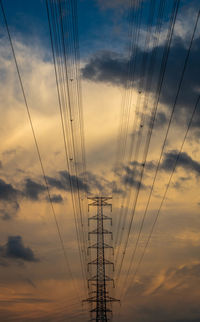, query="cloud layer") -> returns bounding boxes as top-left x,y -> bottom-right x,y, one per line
0,235 -> 38,264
